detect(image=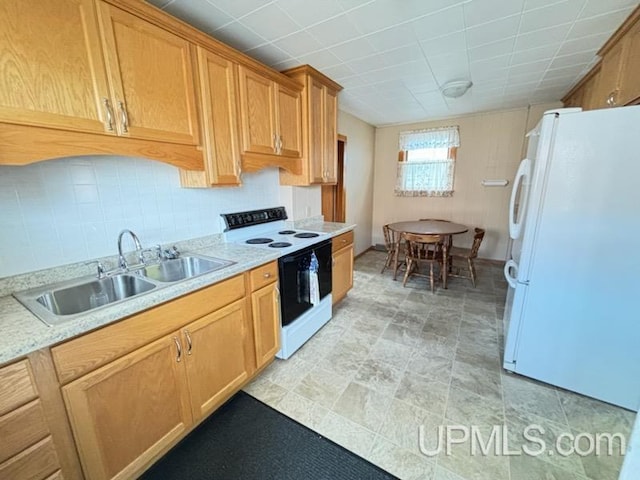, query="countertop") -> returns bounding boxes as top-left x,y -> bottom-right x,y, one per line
0,222 -> 355,365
